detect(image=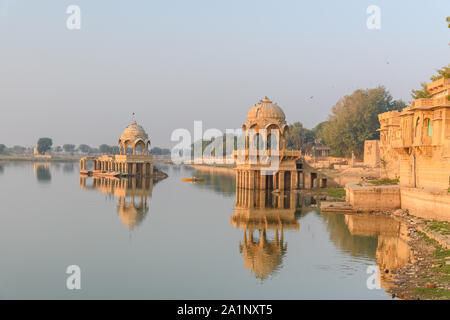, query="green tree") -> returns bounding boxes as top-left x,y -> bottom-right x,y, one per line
0,144 -> 6,154
429,65 -> 450,81
411,83 -> 431,99
412,65 -> 450,99
12,145 -> 26,154
63,144 -> 76,153
285,122 -> 316,153
78,144 -> 91,154
99,144 -> 111,154
37,138 -> 52,154
319,86 -> 405,157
